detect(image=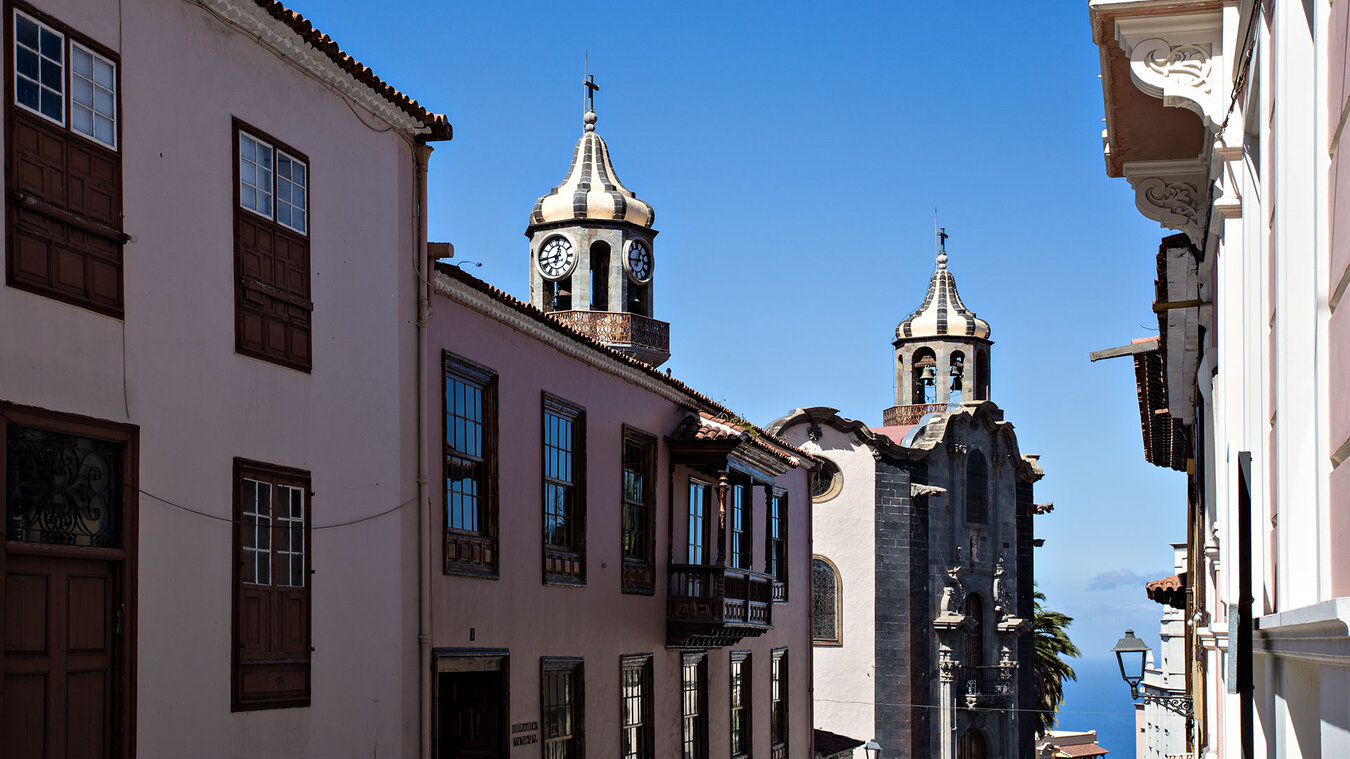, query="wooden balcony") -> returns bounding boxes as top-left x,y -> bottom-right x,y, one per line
548,310 -> 670,366
667,564 -> 774,647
